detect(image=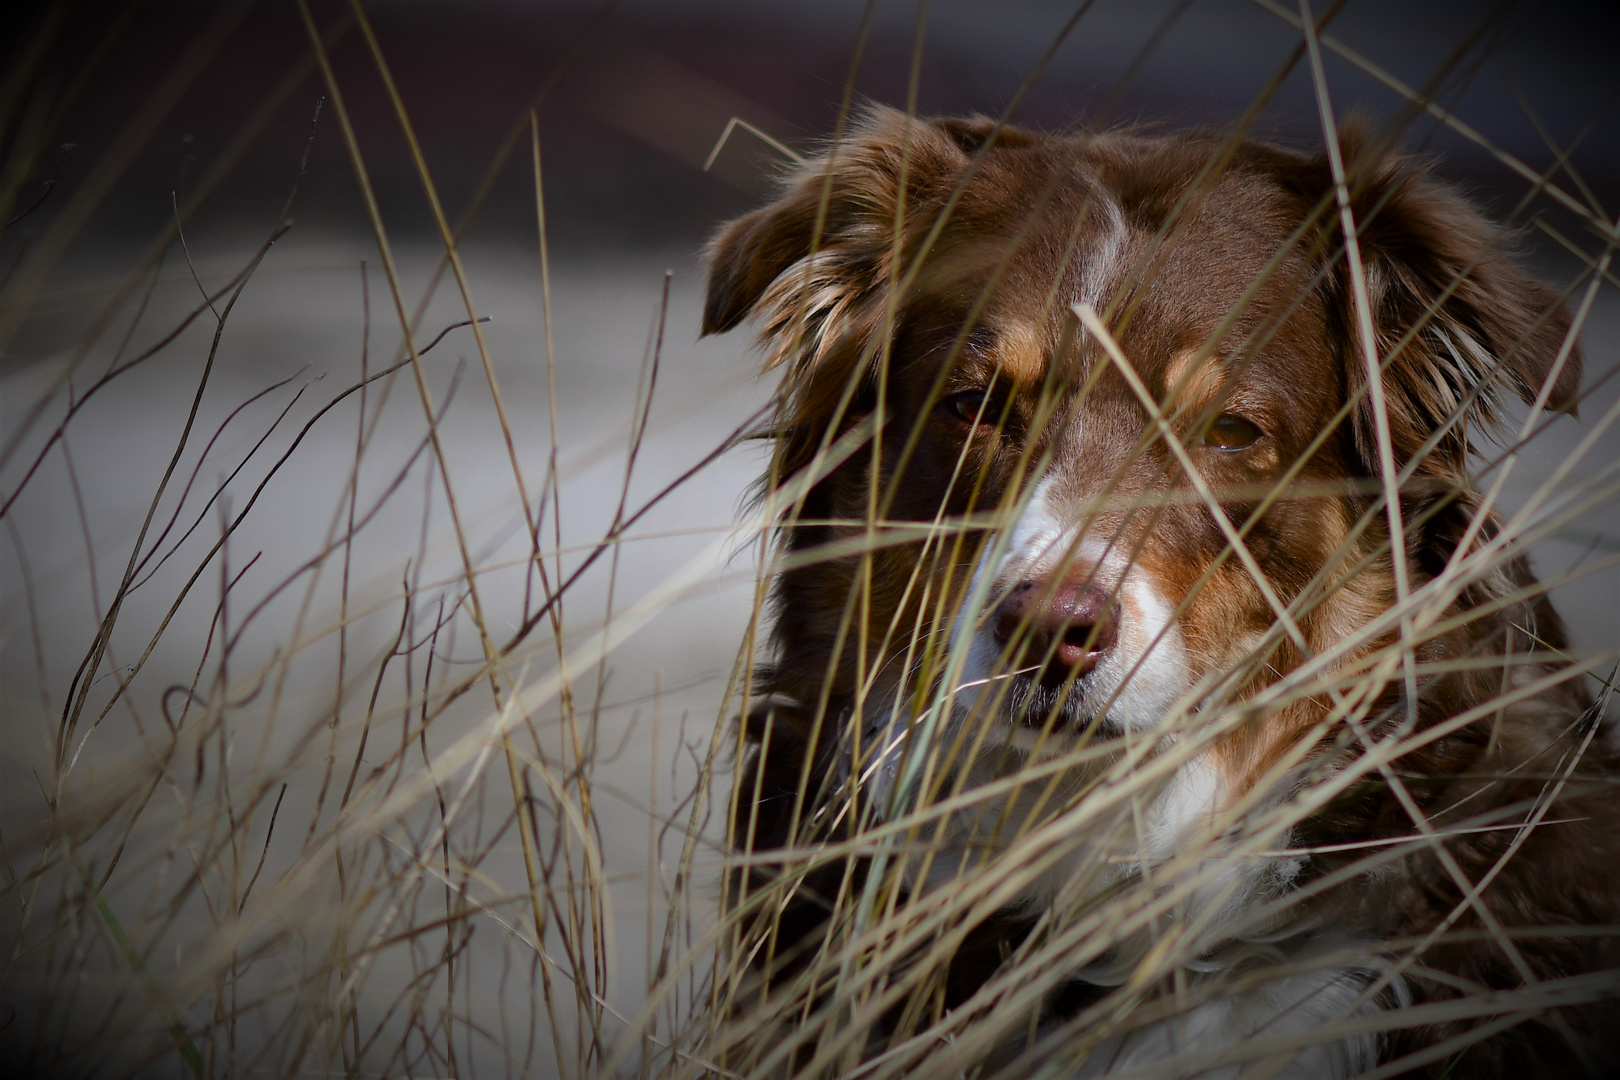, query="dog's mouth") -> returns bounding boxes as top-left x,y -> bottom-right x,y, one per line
978,642 -> 1117,732
988,666 -> 1103,731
